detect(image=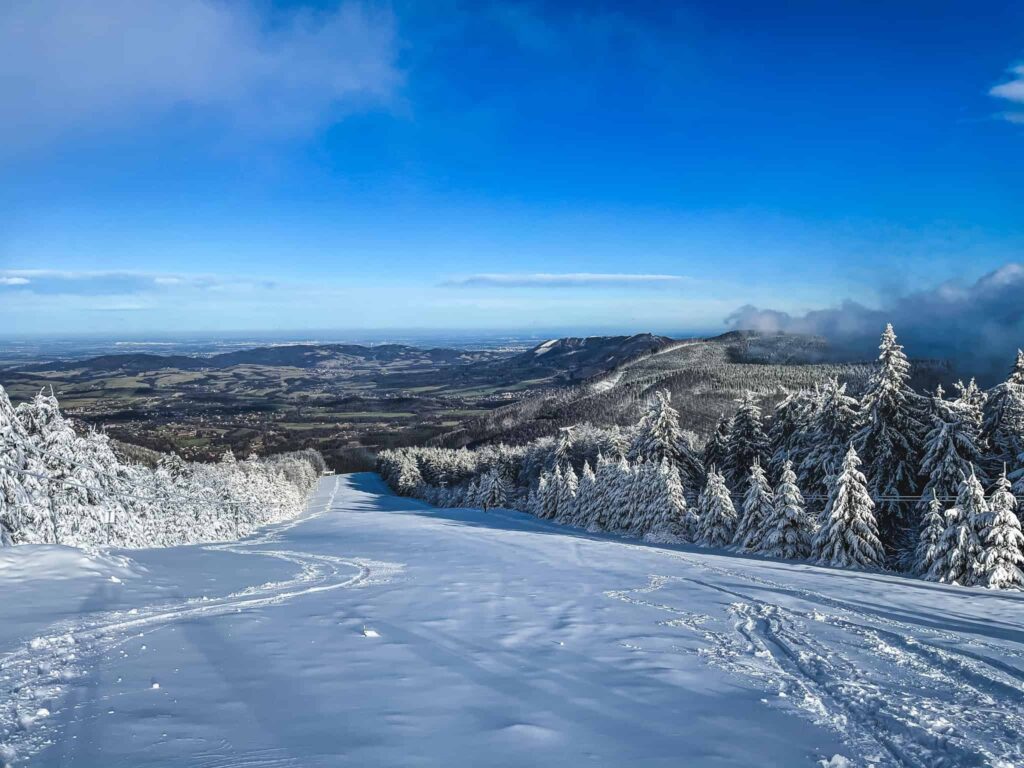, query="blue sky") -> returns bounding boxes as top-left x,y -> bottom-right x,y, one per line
1,0 -> 1023,336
